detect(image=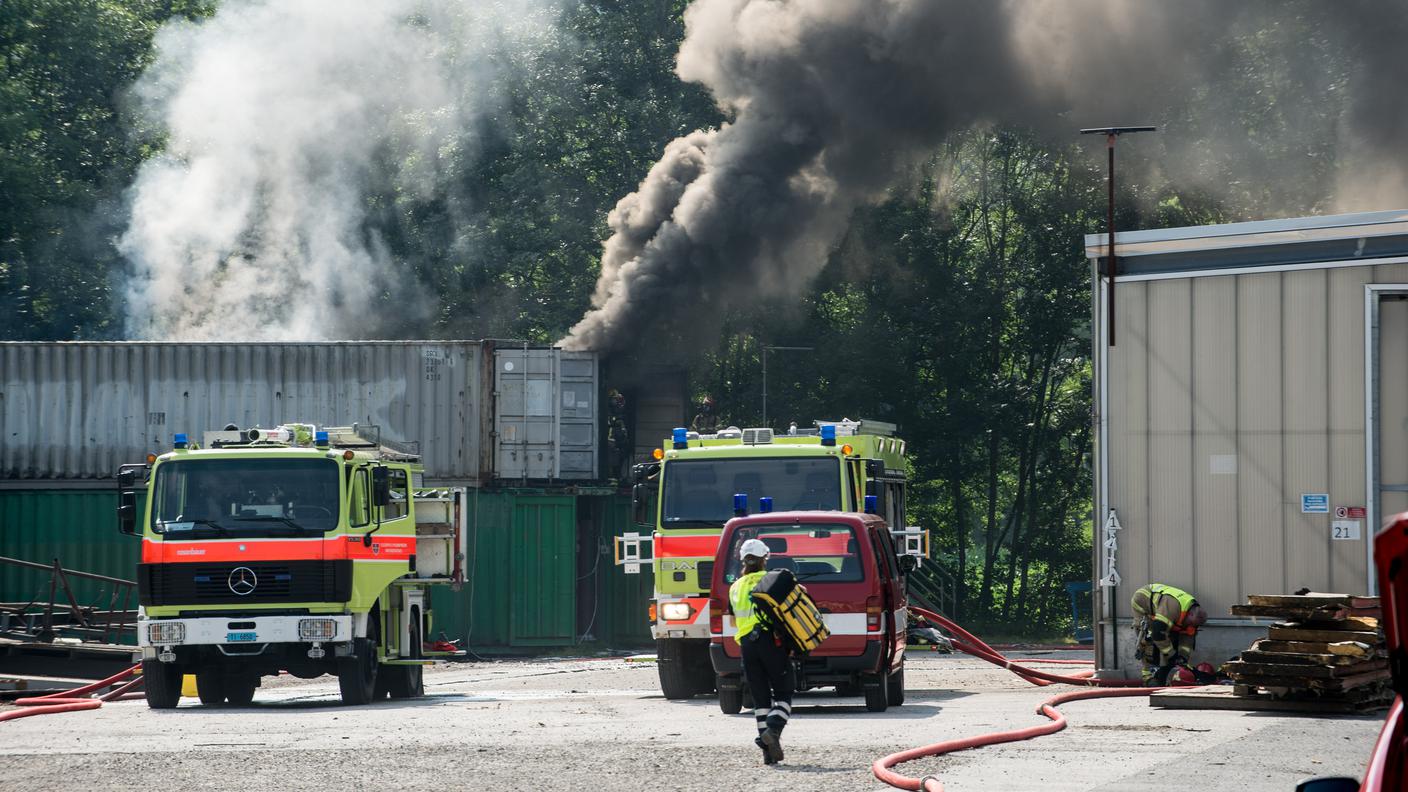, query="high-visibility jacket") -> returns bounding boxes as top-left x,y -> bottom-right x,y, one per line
730,571 -> 767,640
1131,583 -> 1199,672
